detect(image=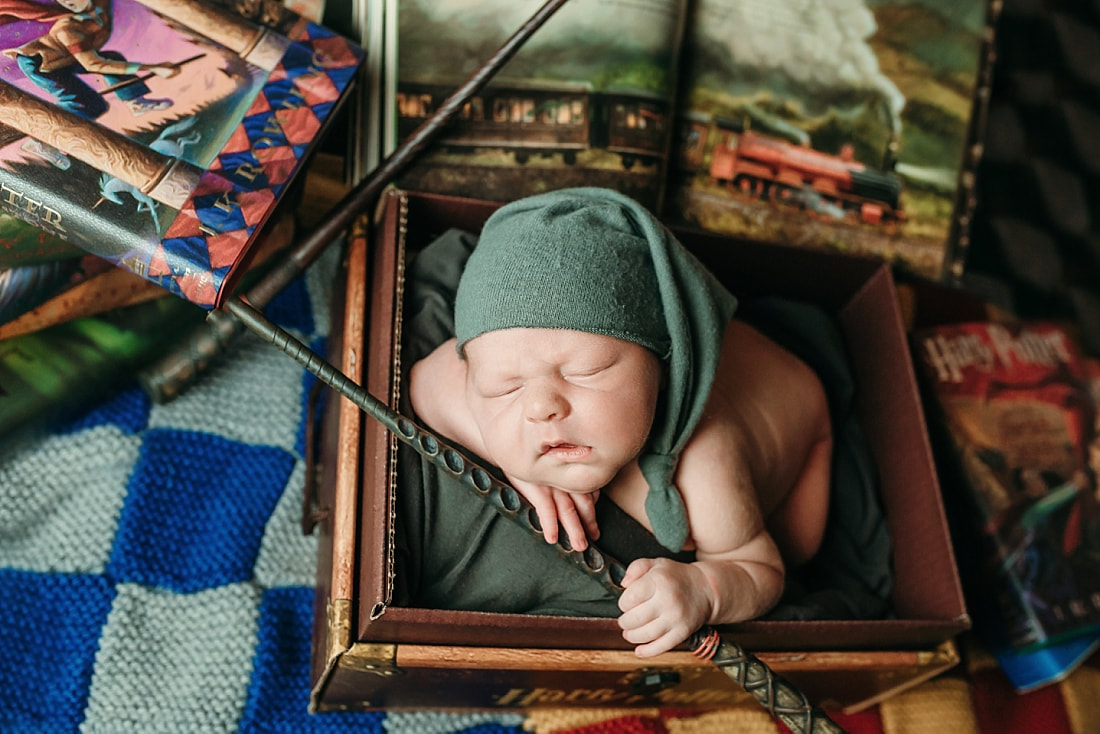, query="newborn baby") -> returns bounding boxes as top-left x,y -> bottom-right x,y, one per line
409,187 -> 832,657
